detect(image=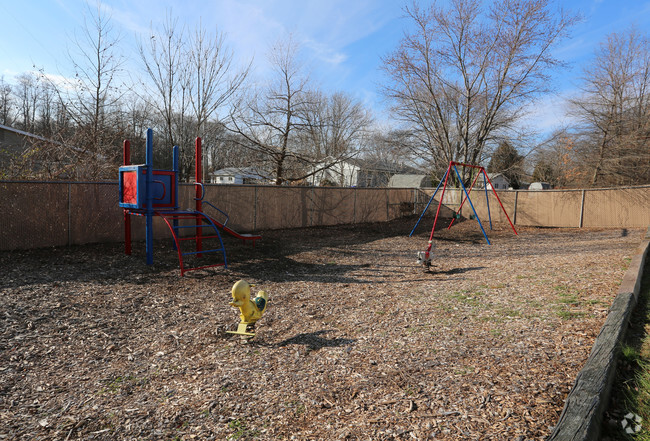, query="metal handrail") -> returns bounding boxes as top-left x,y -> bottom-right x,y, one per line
194,182 -> 205,201
200,200 -> 229,227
